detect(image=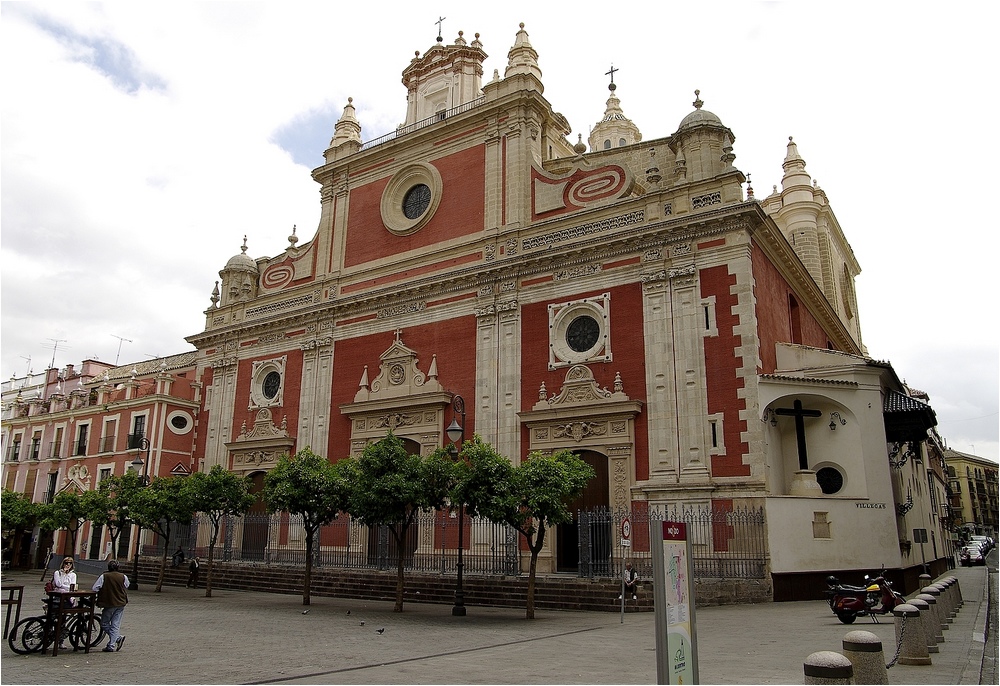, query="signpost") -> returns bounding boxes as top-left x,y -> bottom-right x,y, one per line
651,520 -> 698,684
